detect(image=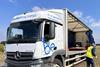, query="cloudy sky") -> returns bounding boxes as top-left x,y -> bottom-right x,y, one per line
0,0 -> 100,43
